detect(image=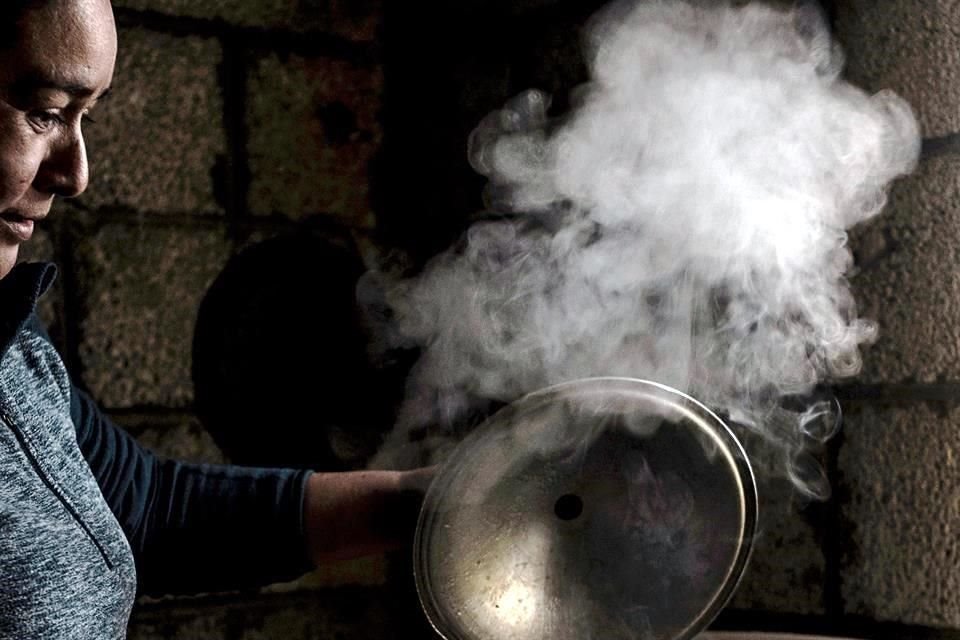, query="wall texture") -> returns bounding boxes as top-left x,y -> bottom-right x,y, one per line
833,1 -> 960,636
14,0 -> 960,638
